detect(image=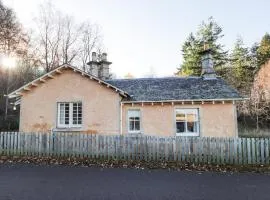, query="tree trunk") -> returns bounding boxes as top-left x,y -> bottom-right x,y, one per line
256,114 -> 259,130
4,68 -> 10,122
